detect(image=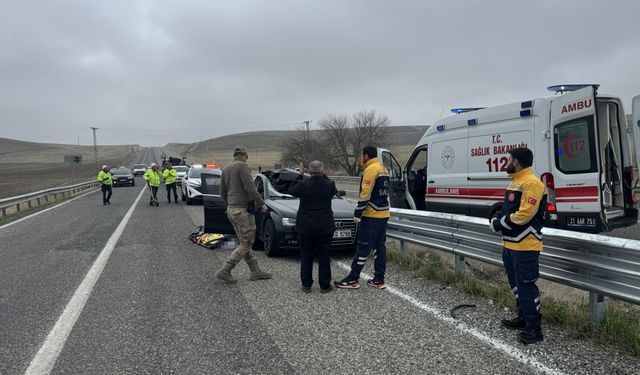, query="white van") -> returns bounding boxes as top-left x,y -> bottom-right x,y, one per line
381,84 -> 639,233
